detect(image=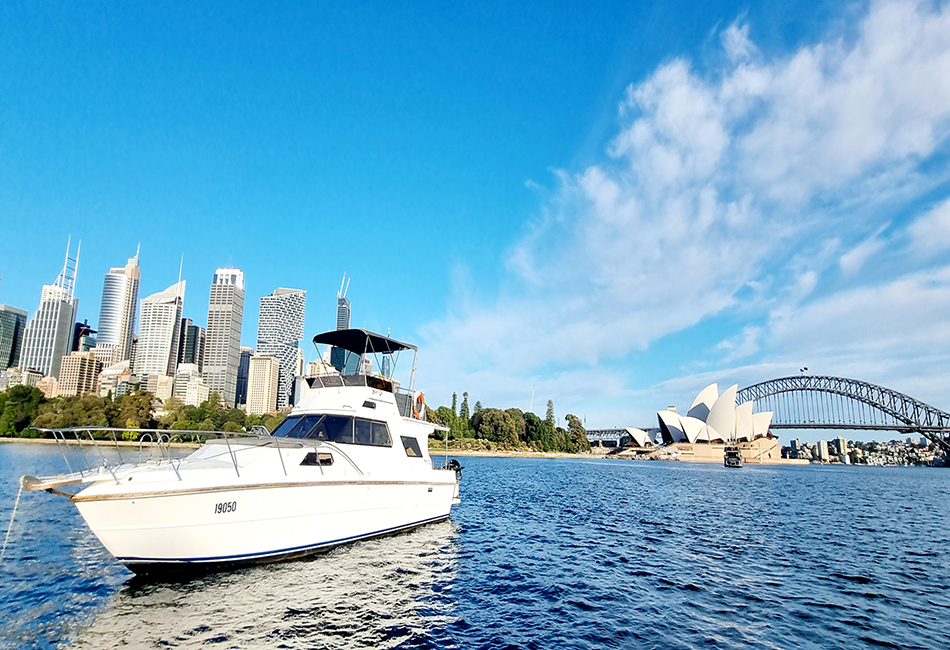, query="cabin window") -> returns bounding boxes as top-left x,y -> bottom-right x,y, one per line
273,414 -> 392,447
300,452 -> 333,466
401,436 -> 423,458
371,421 -> 392,447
